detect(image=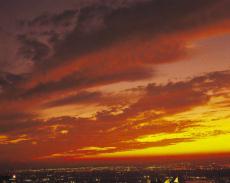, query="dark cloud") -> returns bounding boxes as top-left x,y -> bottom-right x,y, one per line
40,0 -> 229,70
0,71 -> 23,87
8,0 -> 227,102
0,29 -> 33,75
0,71 -> 25,96
0,120 -> 39,135
18,35 -> 50,62
26,9 -> 79,27
21,66 -> 153,99
0,112 -> 36,122
0,112 -> 39,135
1,0 -> 229,102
